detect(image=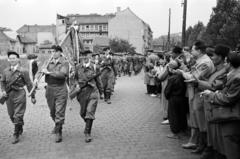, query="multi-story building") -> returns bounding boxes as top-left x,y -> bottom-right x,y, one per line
56,7 -> 153,54
108,7 -> 152,54
57,13 -> 115,50
0,29 -> 16,55
17,24 -> 56,53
